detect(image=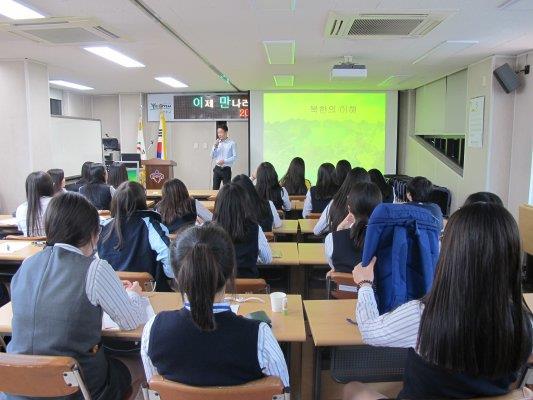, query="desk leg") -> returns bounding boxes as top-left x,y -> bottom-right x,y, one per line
314,347 -> 322,400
